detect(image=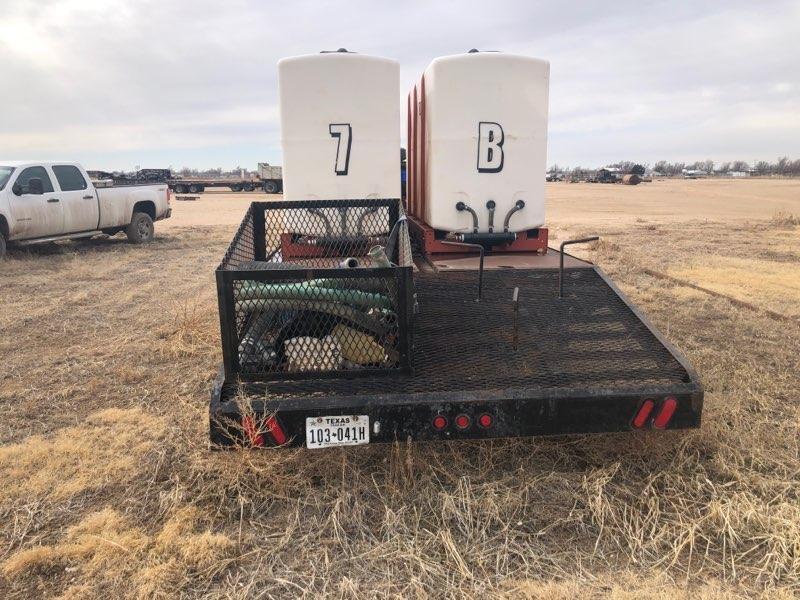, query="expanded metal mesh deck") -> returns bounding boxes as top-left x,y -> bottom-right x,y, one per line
224,268 -> 691,404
